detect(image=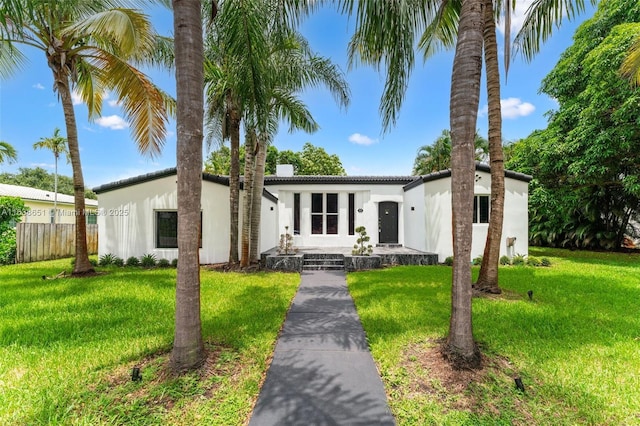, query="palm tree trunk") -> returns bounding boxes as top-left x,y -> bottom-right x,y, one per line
170,0 -> 205,373
240,129 -> 257,267
57,75 -> 93,275
228,100 -> 241,264
476,0 -> 505,294
446,0 -> 484,369
249,135 -> 268,263
53,154 -> 58,225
